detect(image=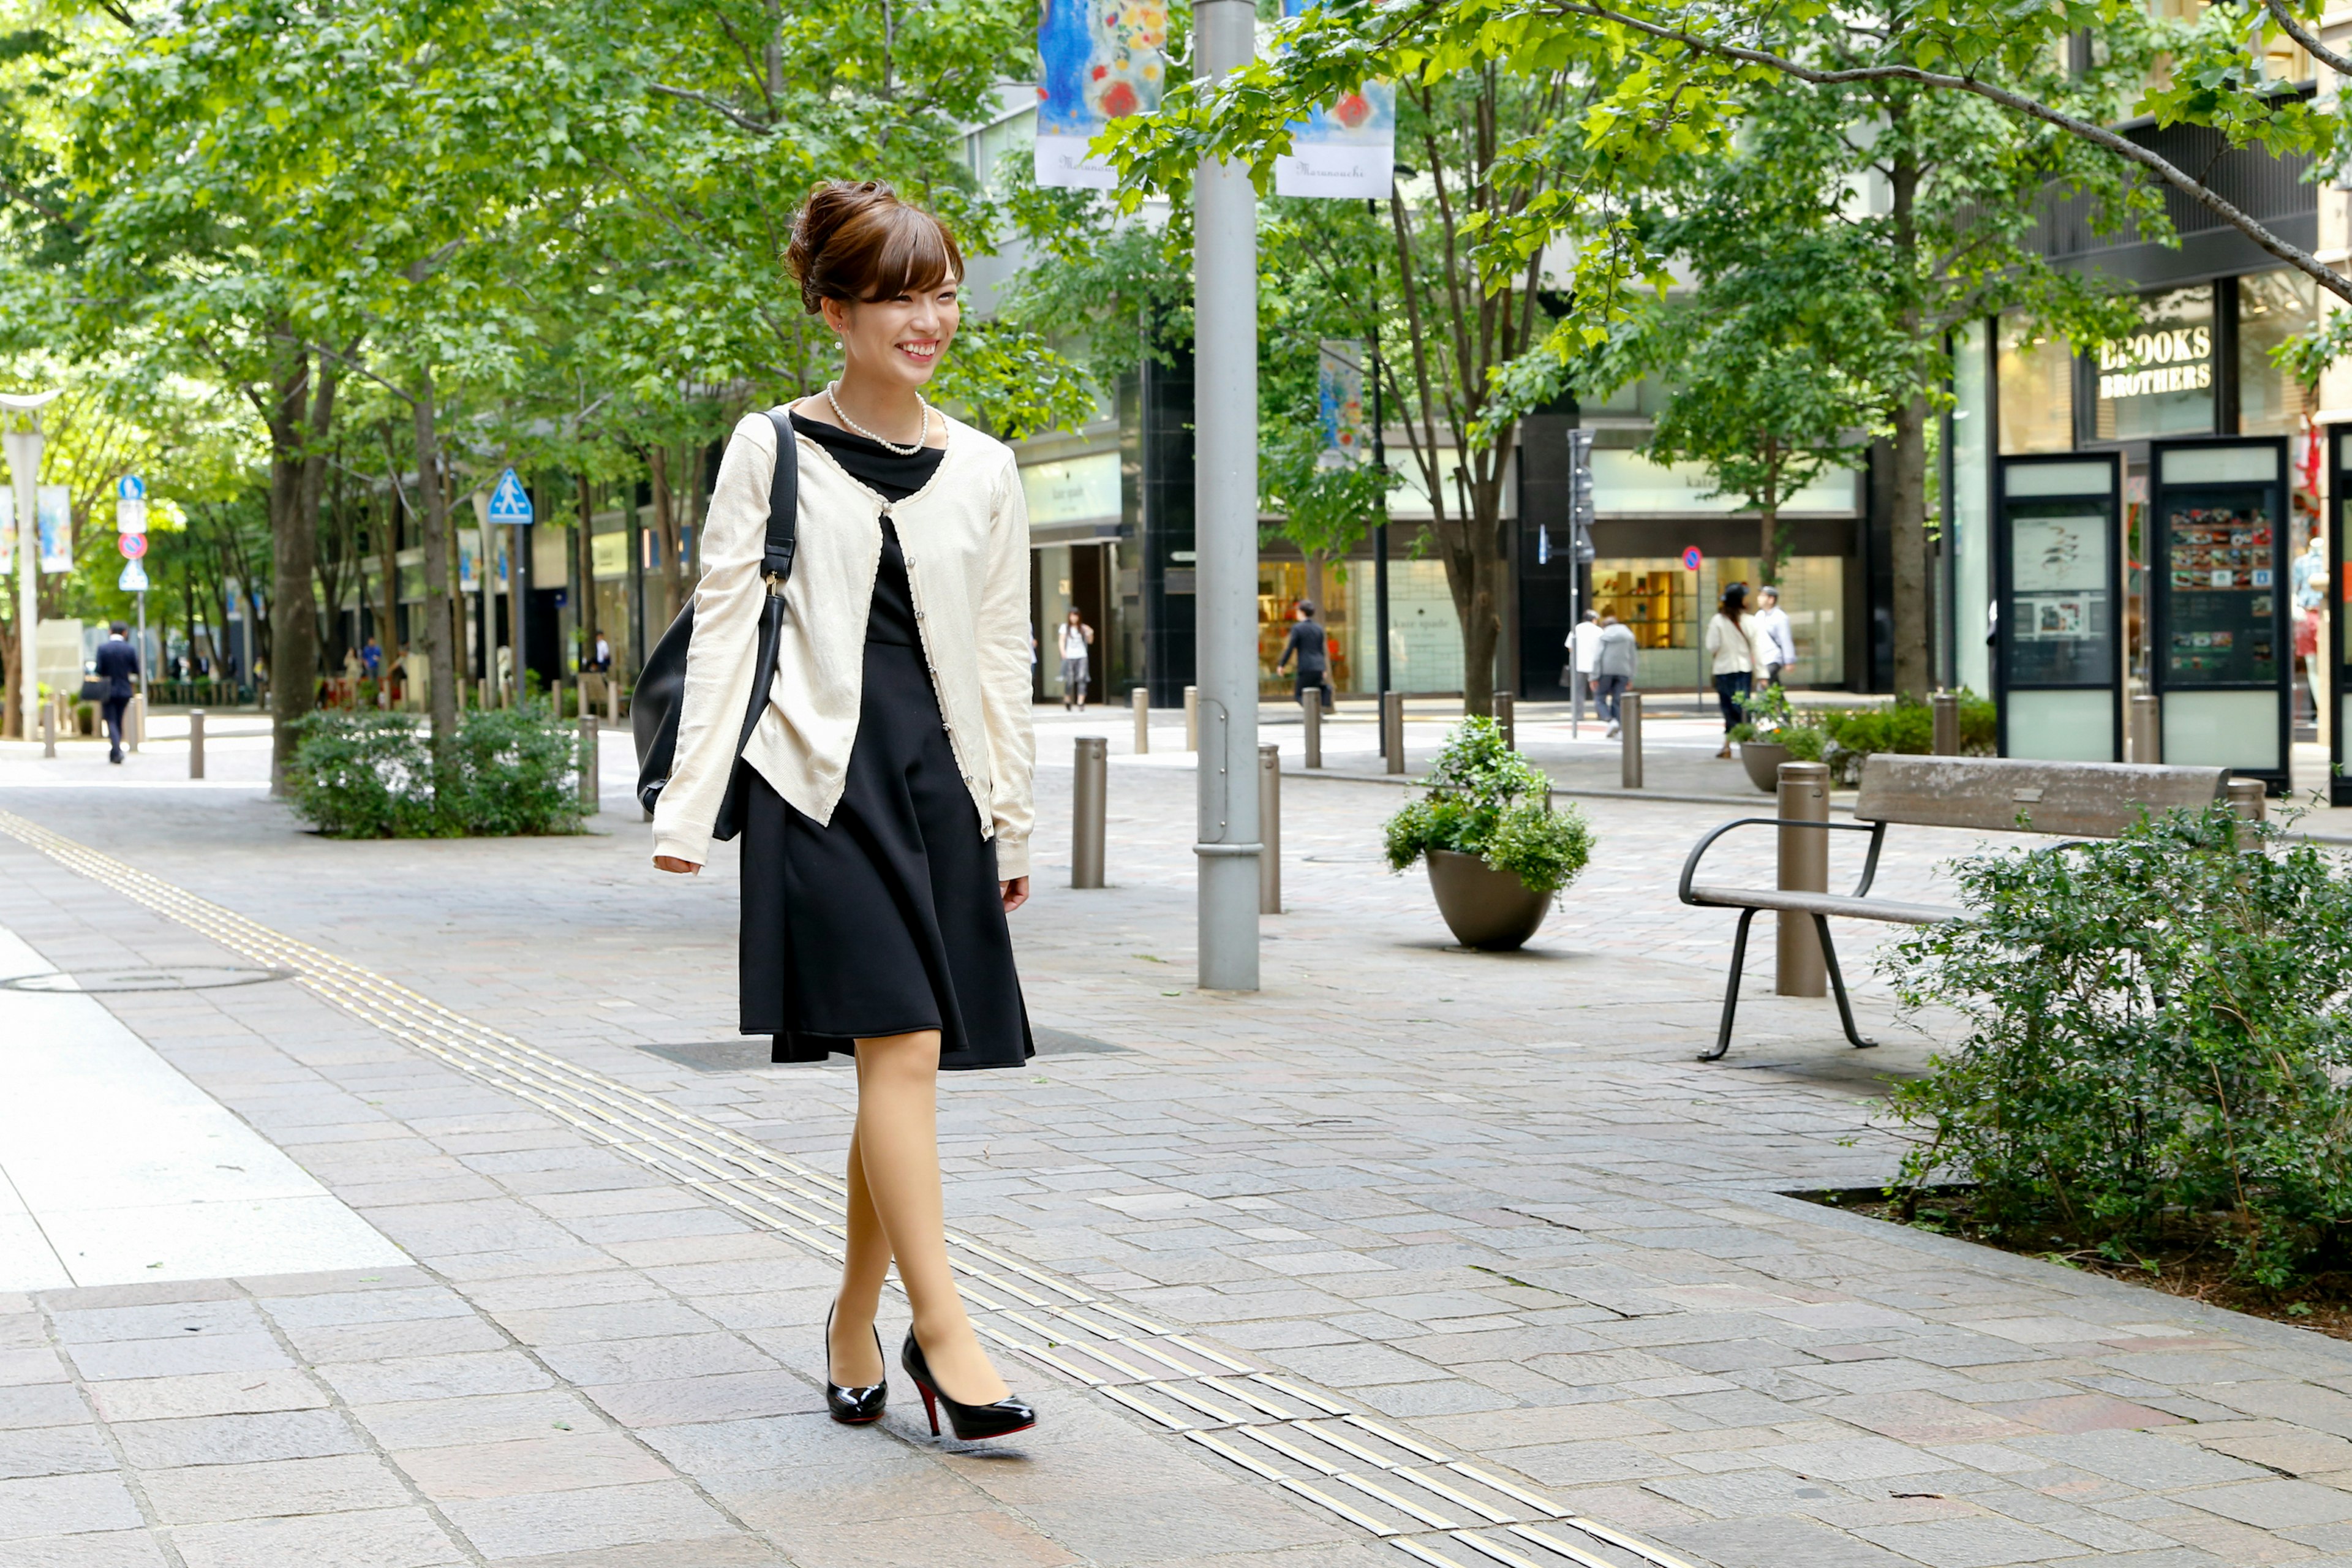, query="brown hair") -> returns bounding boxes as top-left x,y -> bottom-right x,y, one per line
787,181 -> 963,315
